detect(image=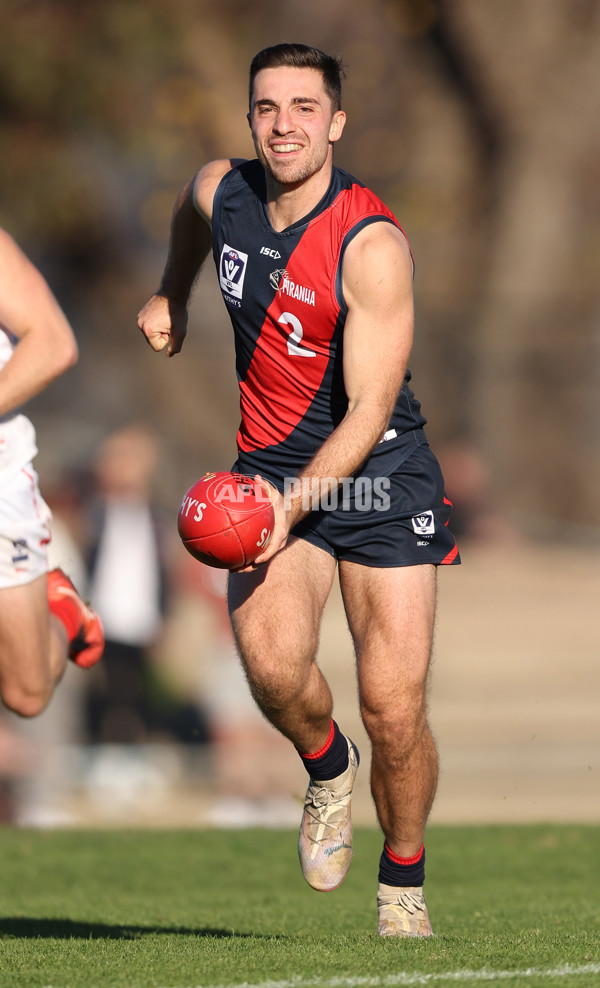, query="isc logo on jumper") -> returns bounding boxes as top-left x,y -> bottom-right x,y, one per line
412,511 -> 435,536
219,244 -> 248,300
